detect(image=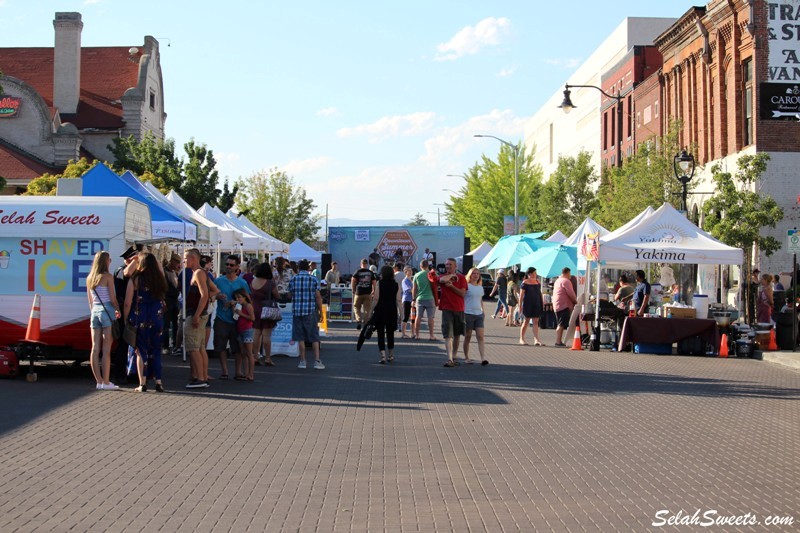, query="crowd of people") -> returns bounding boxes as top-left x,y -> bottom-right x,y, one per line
87,248 -> 328,392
